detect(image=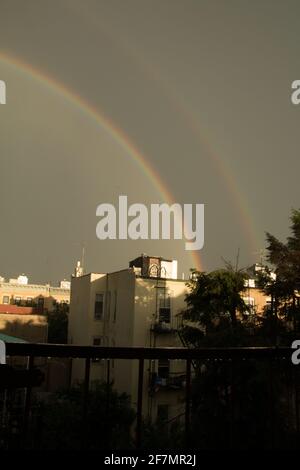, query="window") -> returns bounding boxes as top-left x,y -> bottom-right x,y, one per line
27,297 -> 33,306
158,359 -> 169,379
113,291 -> 117,323
94,293 -> 104,320
158,295 -> 171,323
243,296 -> 255,315
149,263 -> 160,278
37,297 -> 44,310
14,296 -> 21,306
2,295 -> 9,305
245,279 -> 255,288
159,306 -> 171,323
92,337 -> 102,362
